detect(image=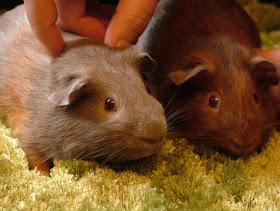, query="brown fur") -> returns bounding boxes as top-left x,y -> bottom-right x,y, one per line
139,0 -> 278,156
0,5 -> 167,176
0,22 -> 36,137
